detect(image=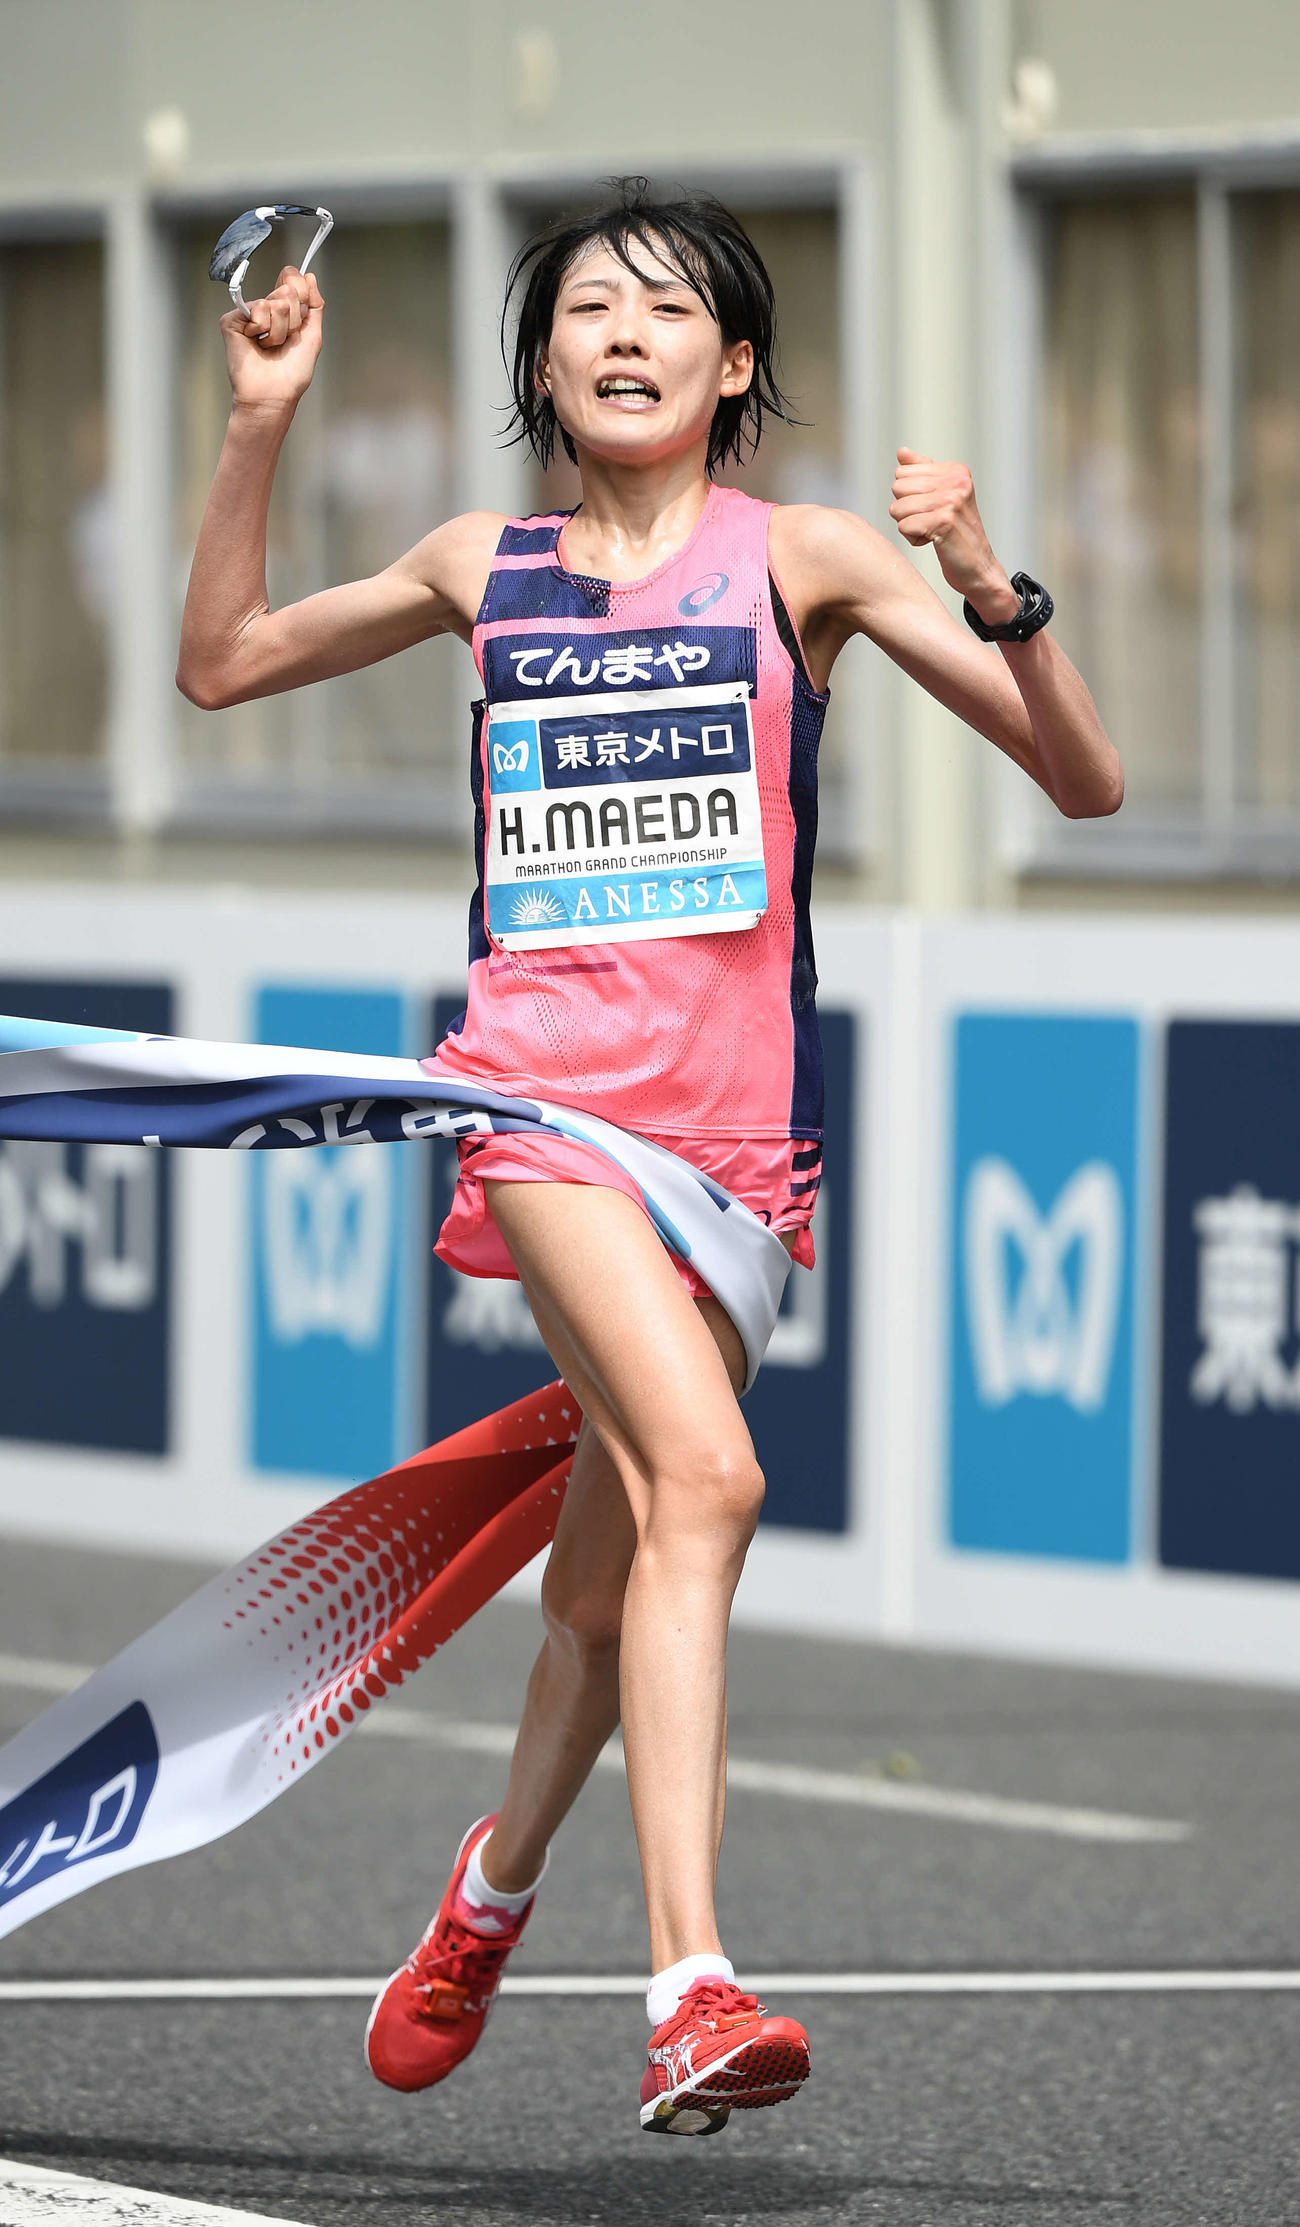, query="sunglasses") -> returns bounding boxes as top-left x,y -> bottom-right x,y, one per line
209,204 -> 333,322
